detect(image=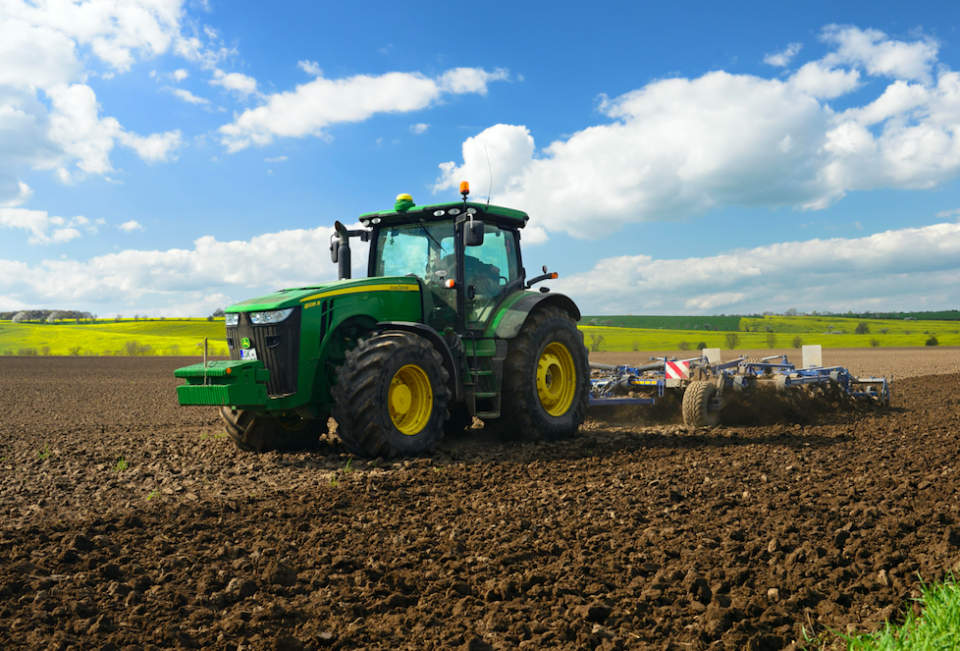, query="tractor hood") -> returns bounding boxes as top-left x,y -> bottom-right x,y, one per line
224,277 -> 421,313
